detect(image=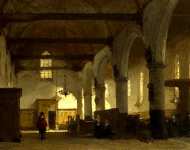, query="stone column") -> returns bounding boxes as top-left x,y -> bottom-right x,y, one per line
115,76 -> 128,113
178,86 -> 190,117
77,96 -> 82,118
0,35 -> 8,87
95,81 -> 105,111
180,52 -> 190,112
178,52 -> 190,126
148,62 -> 167,139
180,52 -> 189,79
83,91 -> 92,120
